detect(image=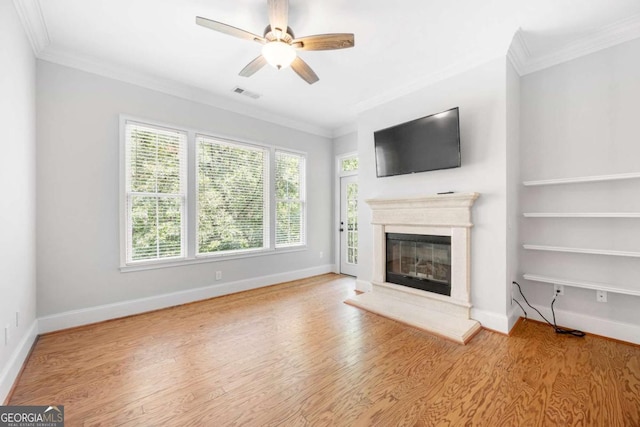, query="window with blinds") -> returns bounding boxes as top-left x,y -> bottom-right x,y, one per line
275,151 -> 306,247
124,122 -> 187,263
197,136 -> 269,255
